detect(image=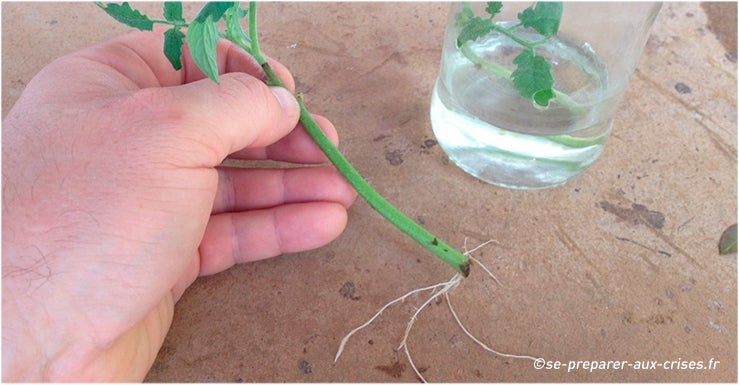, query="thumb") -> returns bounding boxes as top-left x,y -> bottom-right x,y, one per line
144,72 -> 300,165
